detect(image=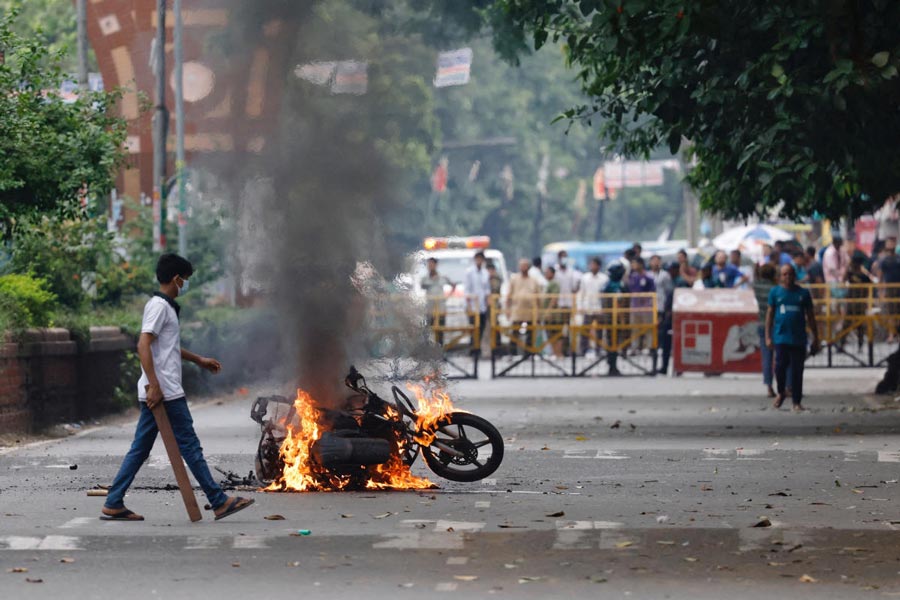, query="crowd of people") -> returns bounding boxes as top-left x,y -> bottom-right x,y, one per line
422,234 -> 900,402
